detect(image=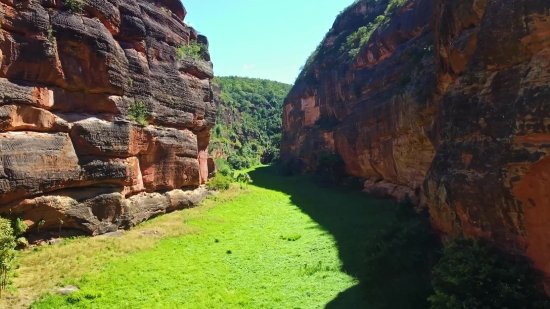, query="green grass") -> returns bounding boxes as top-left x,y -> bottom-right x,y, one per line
30,166 -> 403,309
